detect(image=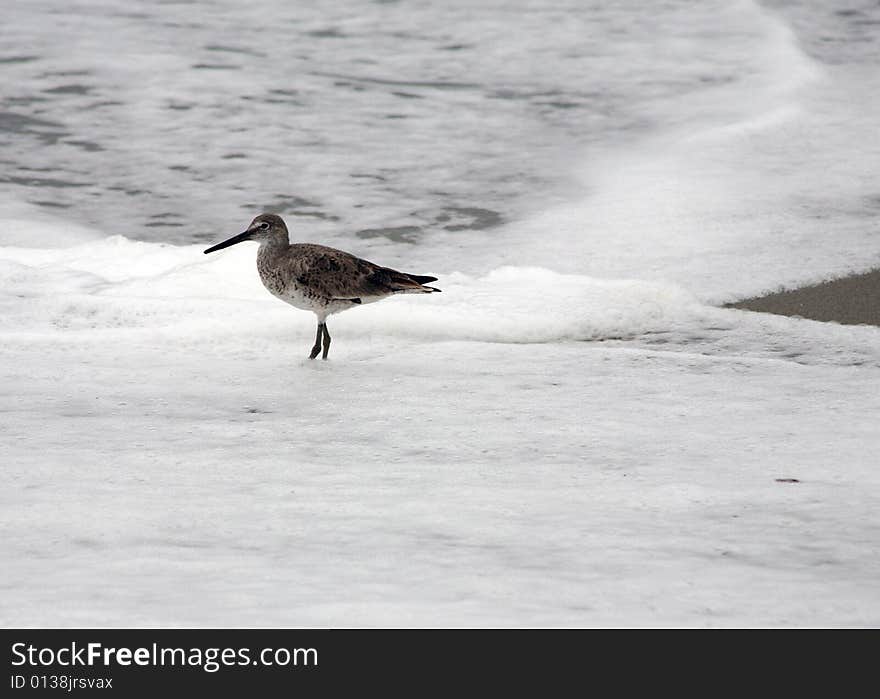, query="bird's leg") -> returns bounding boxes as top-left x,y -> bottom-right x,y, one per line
309,322 -> 323,360
321,322 -> 331,360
